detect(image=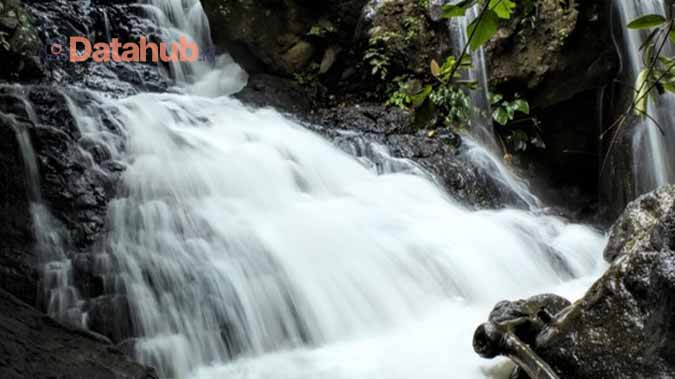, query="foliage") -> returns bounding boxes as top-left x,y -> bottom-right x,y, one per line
387,55 -> 476,130
441,0 -> 516,51
384,0 -> 543,153
601,11 -> 675,176
364,2 -> 427,82
490,94 -> 529,126
491,94 -> 542,152
624,13 -> 675,117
